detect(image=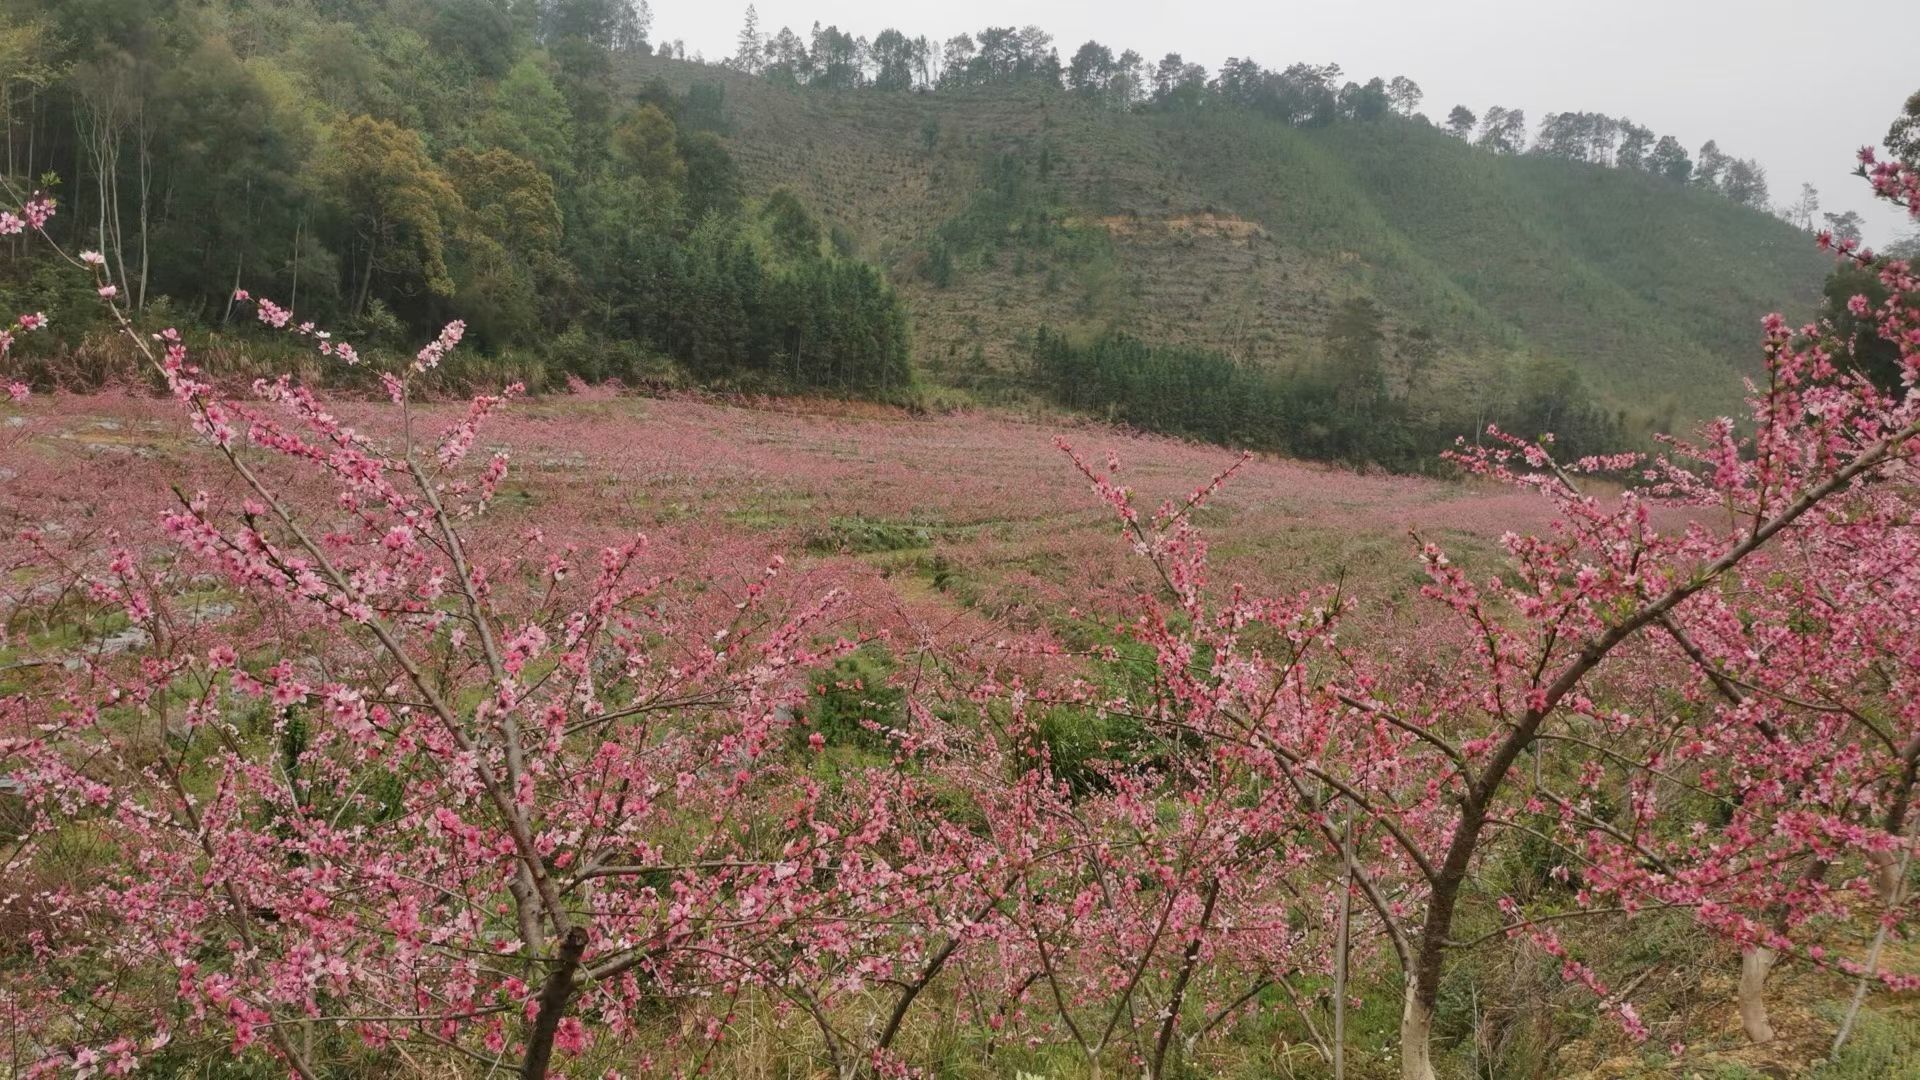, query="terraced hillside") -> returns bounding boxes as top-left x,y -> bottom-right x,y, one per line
622,56 -> 1830,421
